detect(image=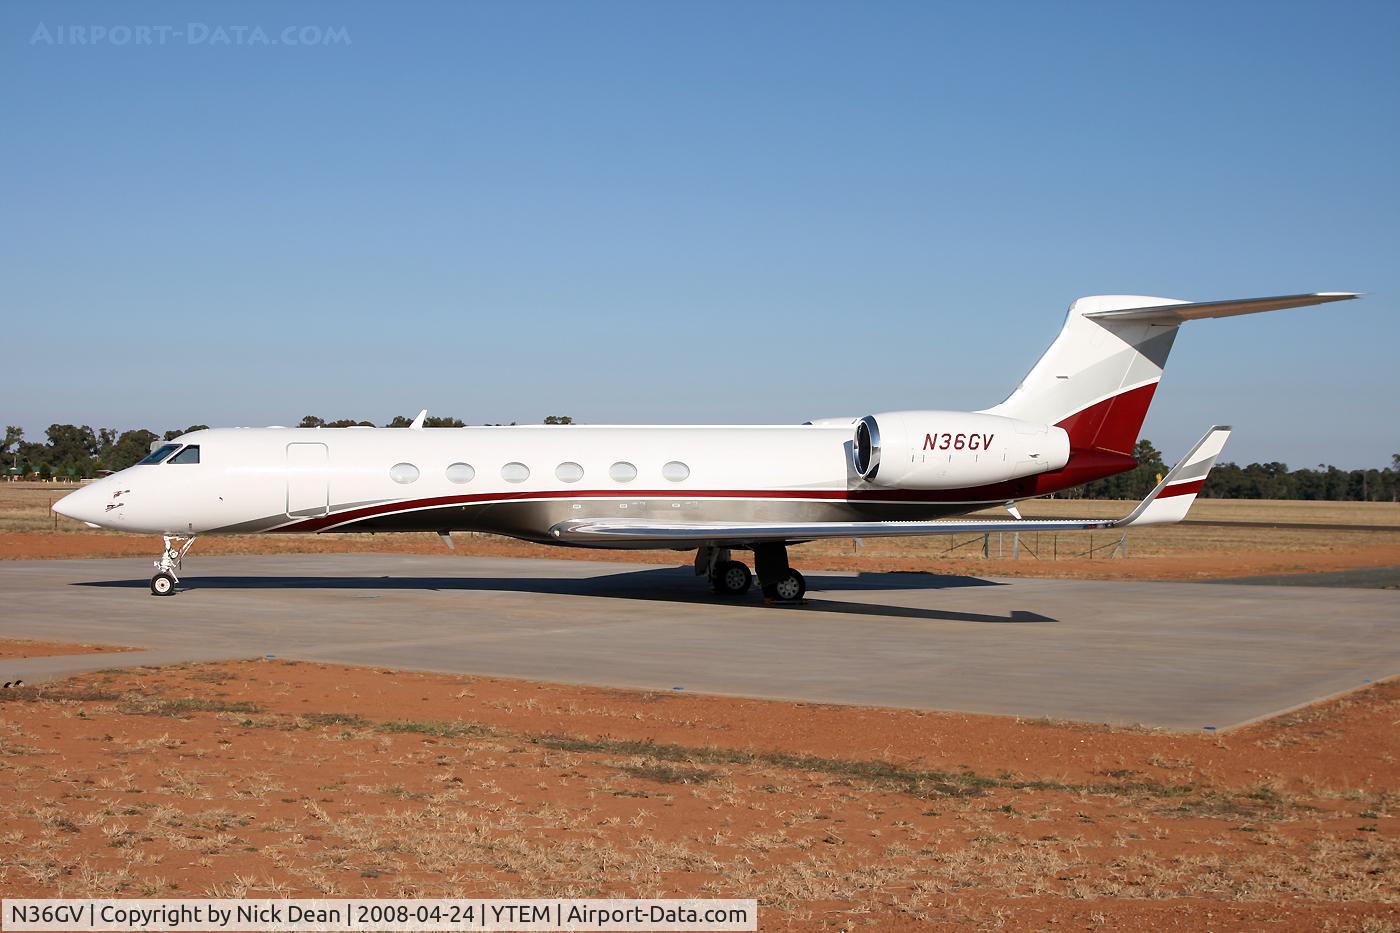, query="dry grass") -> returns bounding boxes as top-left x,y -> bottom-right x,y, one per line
801,495 -> 1400,566
0,661 -> 1395,929
5,481 -> 1400,579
